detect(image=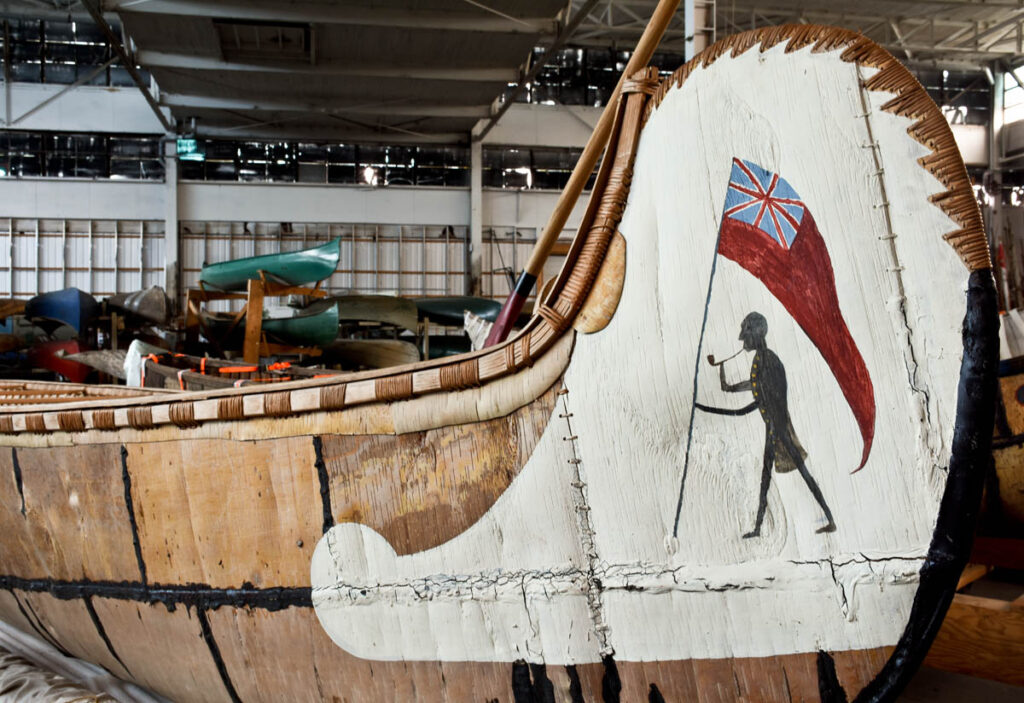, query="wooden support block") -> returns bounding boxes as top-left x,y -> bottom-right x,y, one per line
243,278 -> 265,364
924,592 -> 1024,685
970,537 -> 1024,569
957,563 -> 993,590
